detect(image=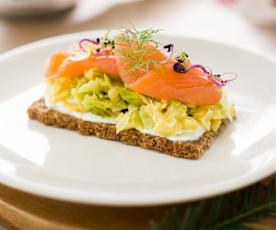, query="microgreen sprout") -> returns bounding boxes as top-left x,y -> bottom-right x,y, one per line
185,64 -> 210,75
176,51 -> 189,63
183,64 -> 237,87
79,38 -> 99,51
159,44 -> 174,65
